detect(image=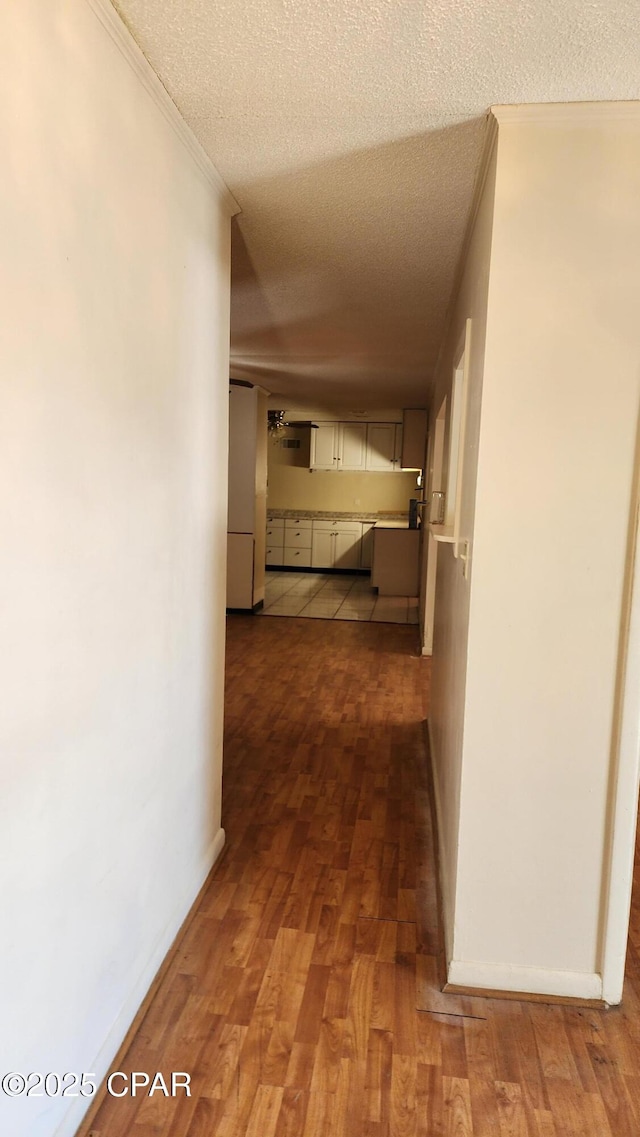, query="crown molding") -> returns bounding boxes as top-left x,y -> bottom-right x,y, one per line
84,0 -> 241,216
491,101 -> 640,127
431,110 -> 498,386
463,112 -> 499,245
